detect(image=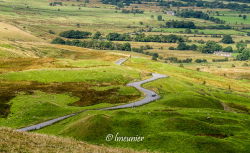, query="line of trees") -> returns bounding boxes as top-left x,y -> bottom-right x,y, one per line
101,0 -> 250,11
106,33 -> 185,43
51,37 -> 161,60
217,0 -> 250,3
165,57 -> 193,63
164,20 -> 196,29
177,10 -> 225,24
168,41 -> 234,53
165,57 -> 209,63
52,37 -> 132,51
212,58 -> 229,62
57,30 -> 185,43
101,0 -> 142,8
49,2 -> 63,6
59,30 -> 92,39
195,59 -> 208,63
121,9 -> 144,14
159,0 -> 250,11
